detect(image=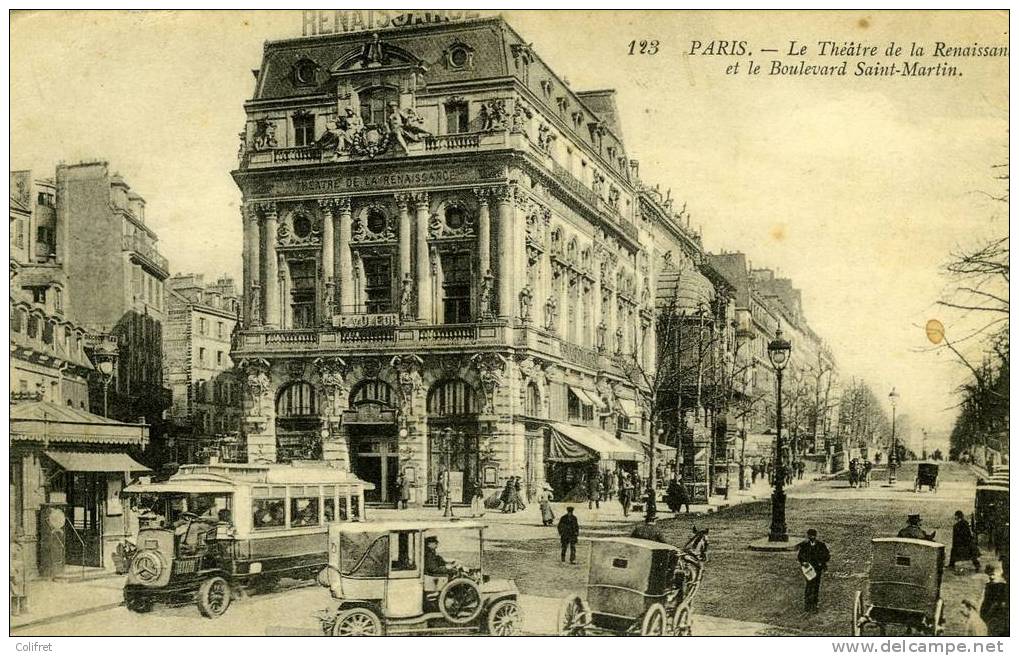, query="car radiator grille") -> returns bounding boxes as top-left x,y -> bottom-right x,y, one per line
173,558 -> 201,575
